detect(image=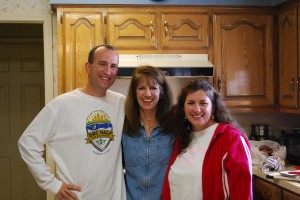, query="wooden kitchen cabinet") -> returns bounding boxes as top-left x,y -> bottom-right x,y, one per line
55,6 -> 277,114
106,8 -> 210,53
213,12 -> 275,112
56,6 -> 211,94
253,176 -> 300,200
160,12 -> 210,50
283,190 -> 300,200
254,177 -> 282,200
278,4 -> 300,113
57,8 -> 104,94
106,12 -> 158,50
